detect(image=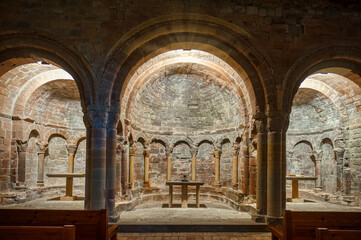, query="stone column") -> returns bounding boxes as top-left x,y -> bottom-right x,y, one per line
334,147 -> 345,192
143,146 -> 151,189
115,139 -> 122,196
255,114 -> 267,215
16,140 -> 28,187
36,141 -> 47,187
166,148 -> 172,181
191,148 -> 198,181
214,149 -> 221,187
343,151 -> 351,195
267,112 -> 285,218
67,145 -> 77,173
241,141 -> 250,194
83,106 -> 108,210
121,141 -> 128,196
128,147 -> 135,189
232,144 -> 239,188
314,150 -> 322,189
105,110 -> 120,221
